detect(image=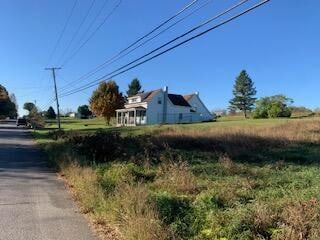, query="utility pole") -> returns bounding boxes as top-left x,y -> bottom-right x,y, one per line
45,67 -> 61,130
